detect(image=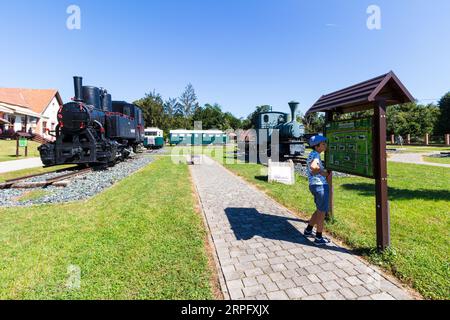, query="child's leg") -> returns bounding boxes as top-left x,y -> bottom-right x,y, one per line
308,210 -> 319,227
315,211 -> 326,233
